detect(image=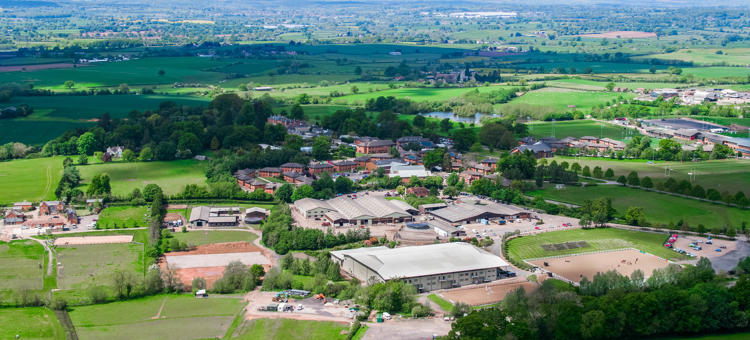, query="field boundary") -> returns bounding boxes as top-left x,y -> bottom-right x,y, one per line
54,309 -> 79,340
